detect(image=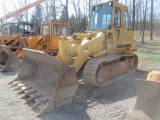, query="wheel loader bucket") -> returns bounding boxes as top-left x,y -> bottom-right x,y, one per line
125,79 -> 160,120
0,45 -> 20,72
132,80 -> 160,120
8,48 -> 78,116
